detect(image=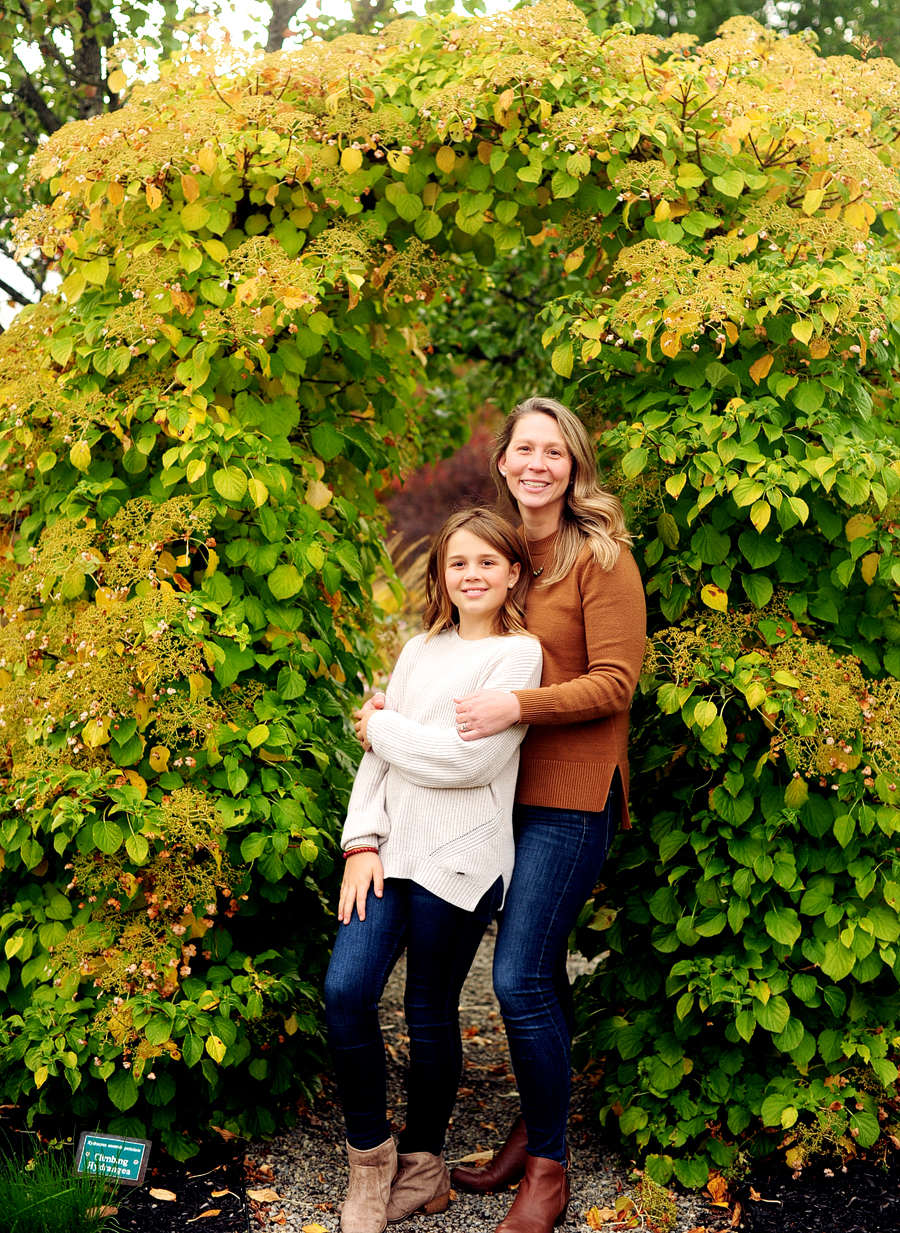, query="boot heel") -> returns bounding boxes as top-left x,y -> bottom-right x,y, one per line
422,1189 -> 450,1215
